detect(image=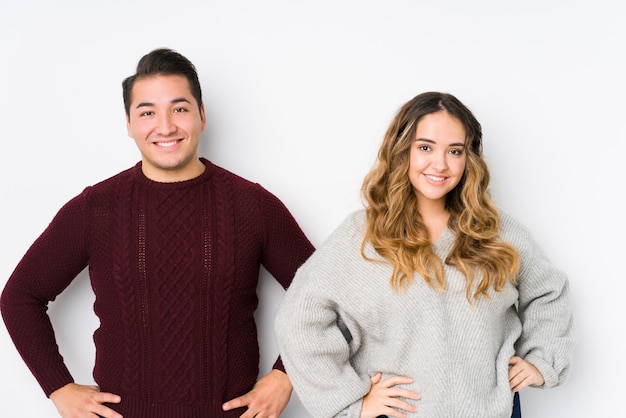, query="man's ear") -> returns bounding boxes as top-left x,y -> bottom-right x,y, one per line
126,113 -> 133,138
200,104 -> 207,130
